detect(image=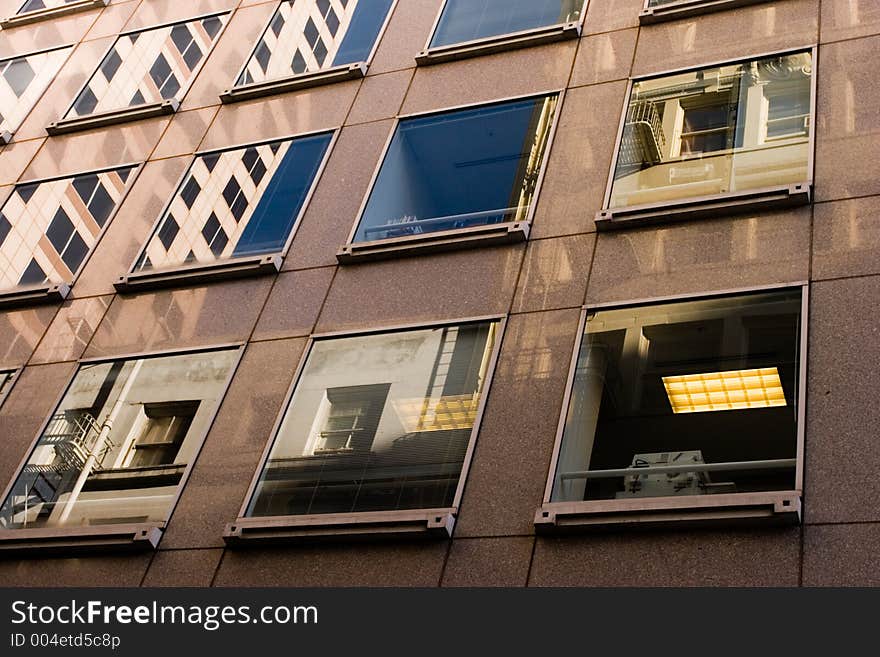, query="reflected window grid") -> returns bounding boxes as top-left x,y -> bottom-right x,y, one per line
0,166 -> 136,291
0,47 -> 70,135
66,13 -> 228,119
17,0 -> 90,13
245,322 -> 499,518
609,52 -> 813,210
0,348 -> 239,531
